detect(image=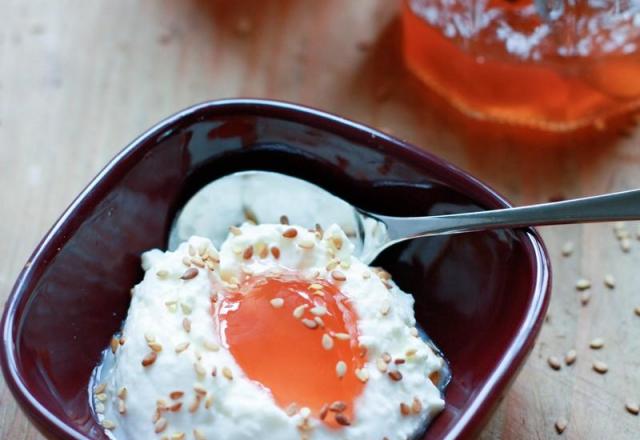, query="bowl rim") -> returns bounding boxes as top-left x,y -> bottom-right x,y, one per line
0,98 -> 551,440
